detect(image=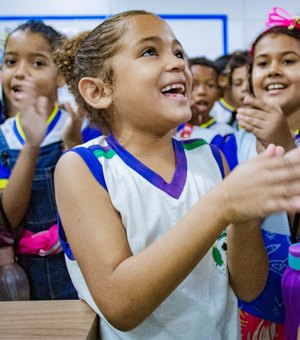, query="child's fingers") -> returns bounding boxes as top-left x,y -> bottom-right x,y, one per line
36,96 -> 49,121
236,108 -> 267,134
243,95 -> 283,116
226,150 -> 300,219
